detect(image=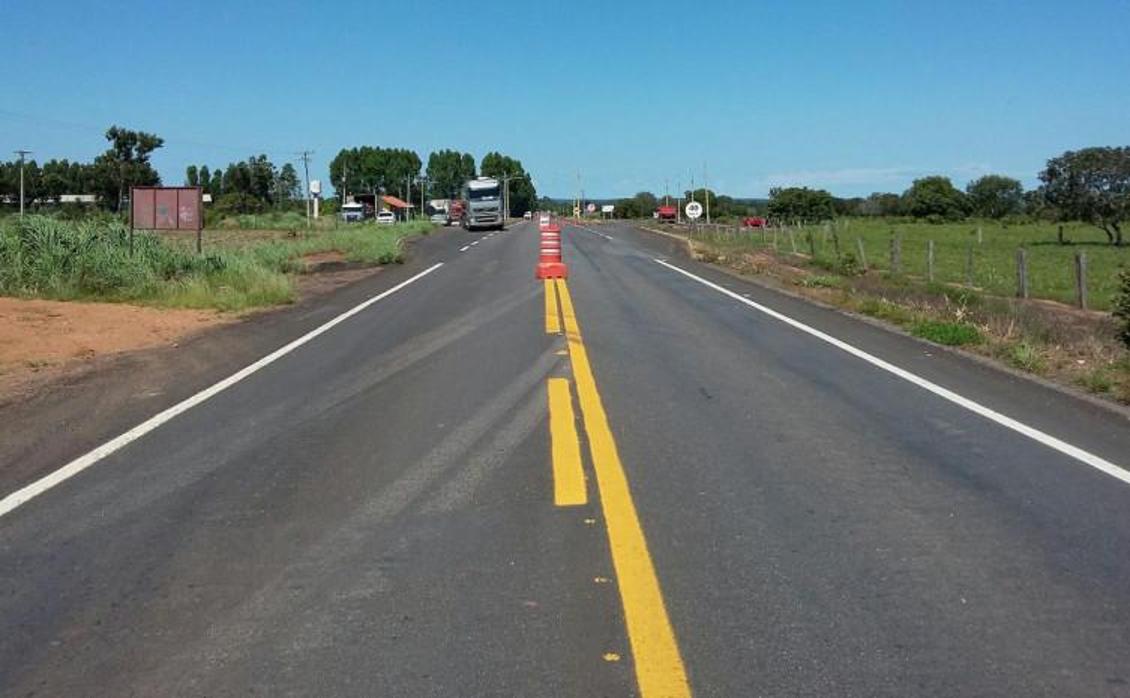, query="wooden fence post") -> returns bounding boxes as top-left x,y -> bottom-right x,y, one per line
1016,248 -> 1028,299
965,242 -> 975,286
807,228 -> 817,258
890,233 -> 902,274
1075,252 -> 1088,309
856,238 -> 867,270
977,226 -> 983,244
832,229 -> 841,257
927,240 -> 935,282
788,228 -> 797,254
